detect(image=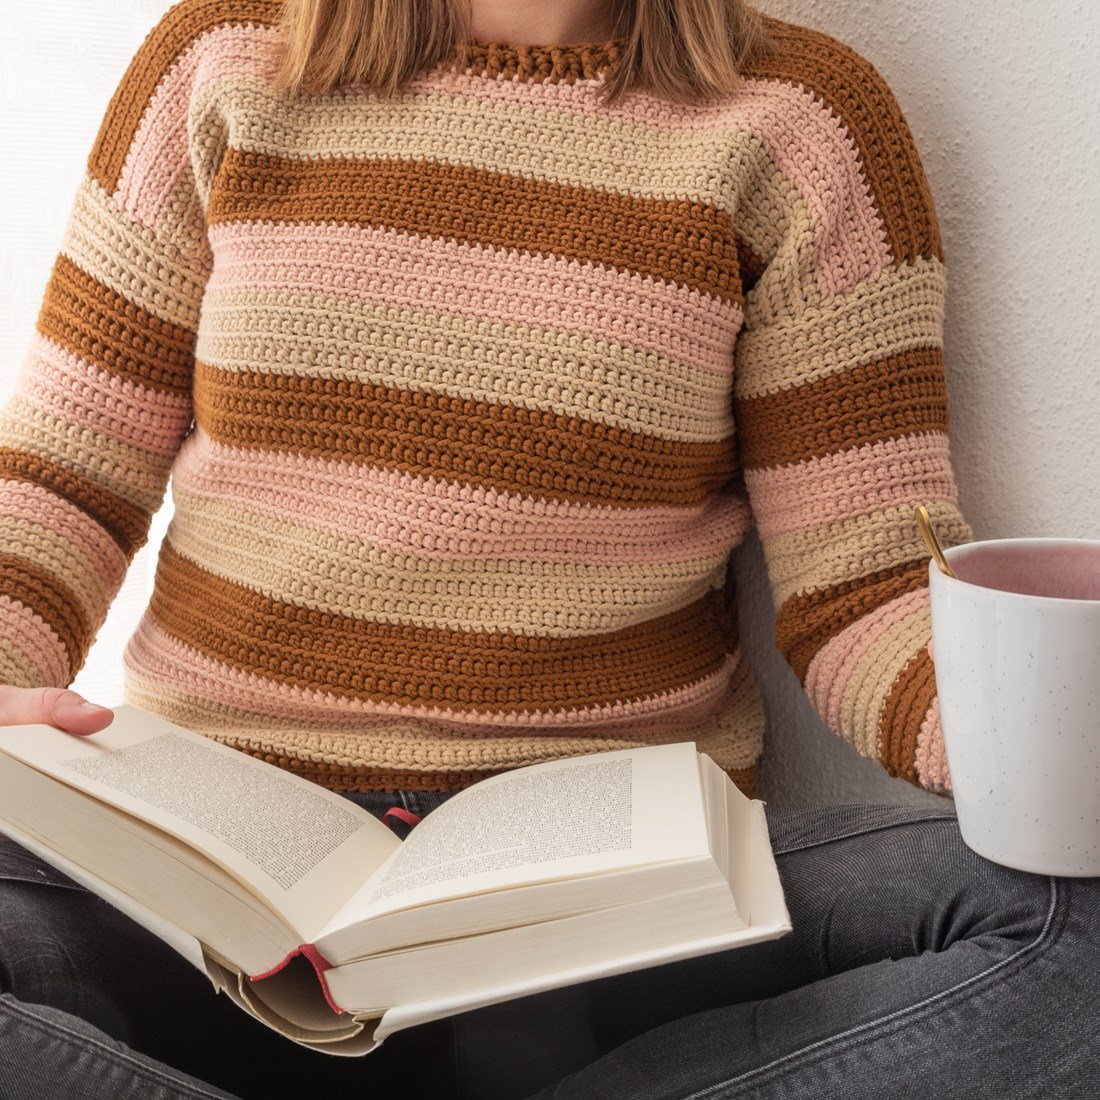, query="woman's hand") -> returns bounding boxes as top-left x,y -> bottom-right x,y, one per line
0,685 -> 114,736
